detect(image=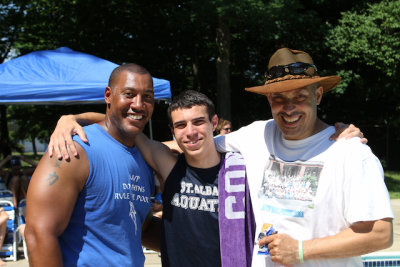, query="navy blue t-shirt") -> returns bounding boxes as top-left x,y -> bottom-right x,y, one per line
161,154 -> 221,267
